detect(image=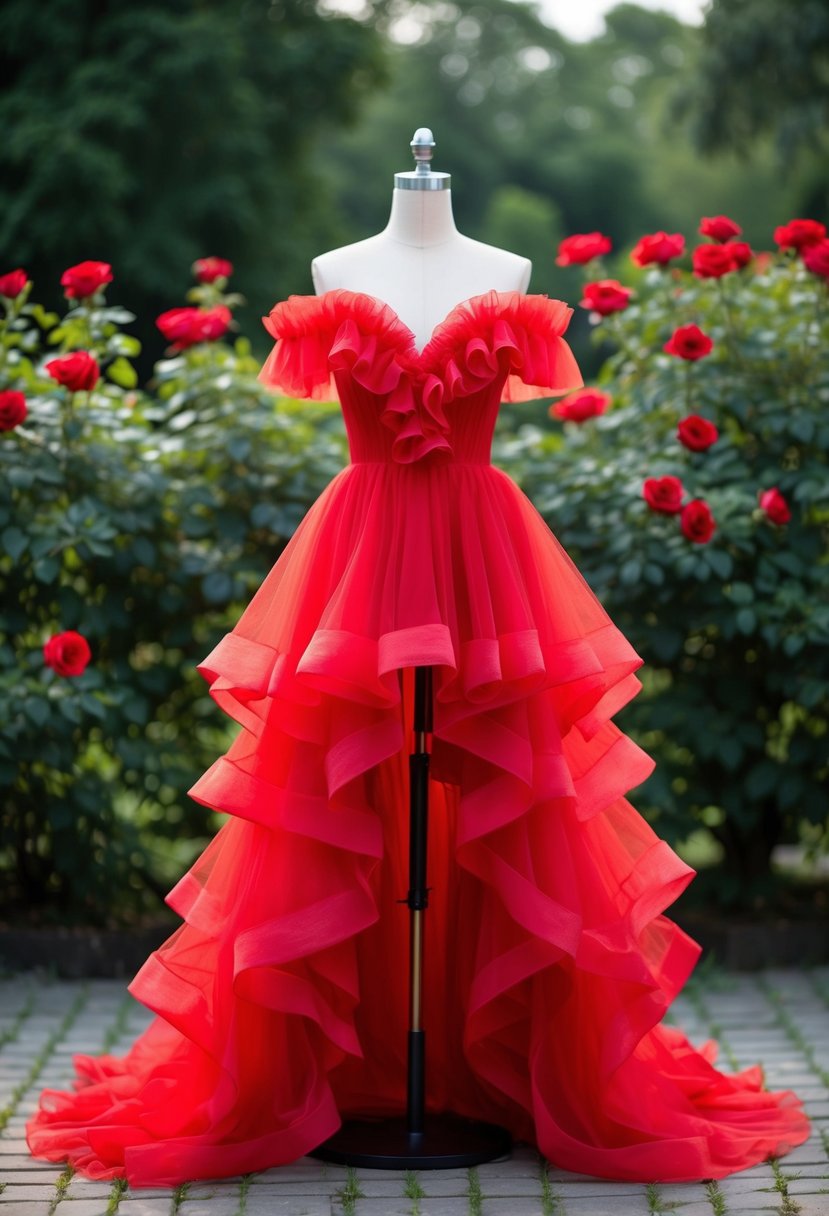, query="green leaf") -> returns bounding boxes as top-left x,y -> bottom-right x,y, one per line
729,582 -> 754,605
790,416 -> 814,443
2,525 -> 28,561
735,607 -> 757,634
705,549 -> 733,579
111,334 -> 142,358
718,737 -> 743,771
620,558 -> 642,586
79,693 -> 107,720
132,537 -> 156,566
201,570 -> 233,603
746,760 -> 781,800
106,356 -> 138,388
33,556 -> 60,583
773,552 -> 804,577
228,436 -> 251,462
122,695 -> 149,726
24,697 -> 50,726
58,698 -> 81,724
